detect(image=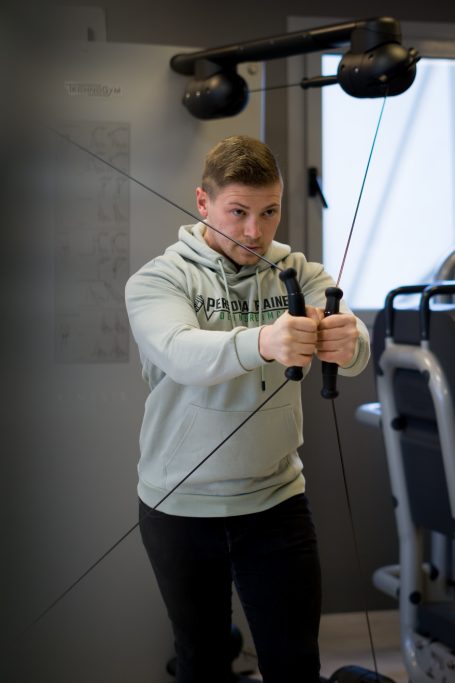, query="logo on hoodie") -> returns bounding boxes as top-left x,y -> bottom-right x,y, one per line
193,294 -> 288,323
